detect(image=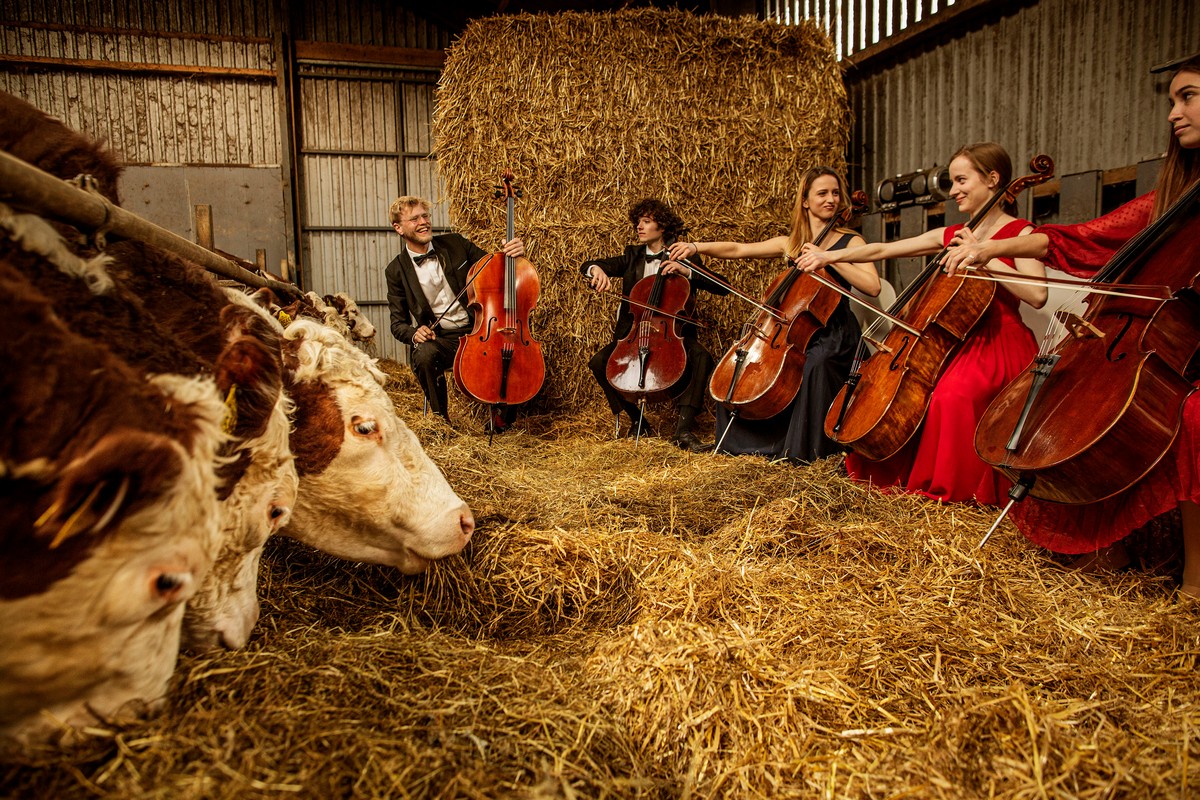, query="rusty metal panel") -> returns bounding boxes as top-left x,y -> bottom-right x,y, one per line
0,71 -> 281,166
1,0 -> 280,167
845,0 -> 1196,214
300,78 -> 397,152
120,164 -> 287,272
